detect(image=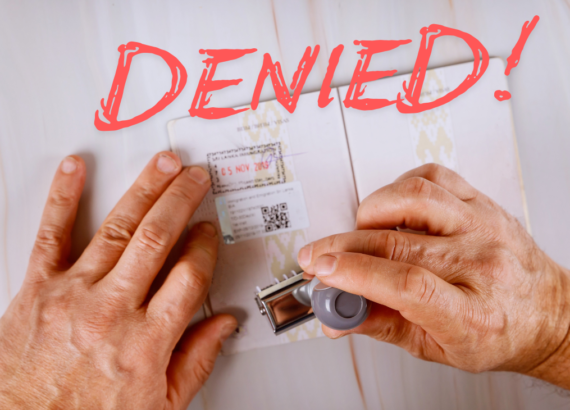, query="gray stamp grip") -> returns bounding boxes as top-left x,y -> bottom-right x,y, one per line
294,277 -> 370,331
